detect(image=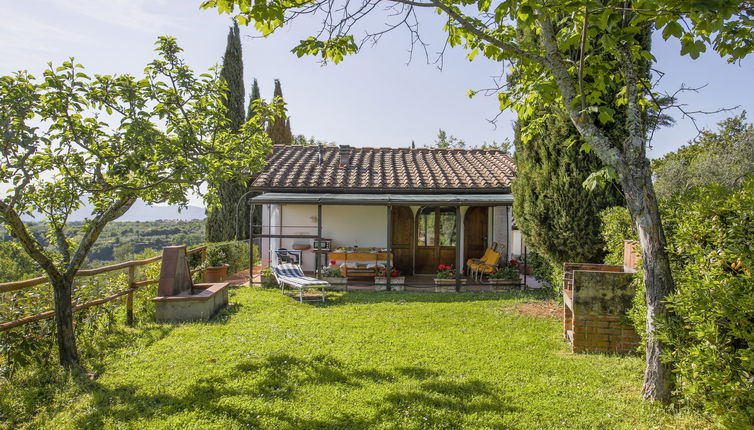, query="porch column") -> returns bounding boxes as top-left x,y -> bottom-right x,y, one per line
386,205 -> 392,291
249,203 -> 255,285
455,205 -> 461,292
316,204 -> 322,277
